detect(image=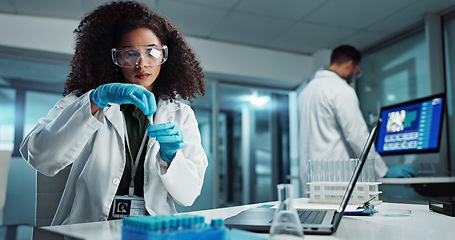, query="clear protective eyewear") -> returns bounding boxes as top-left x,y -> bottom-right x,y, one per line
111,45 -> 168,68
356,69 -> 363,79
